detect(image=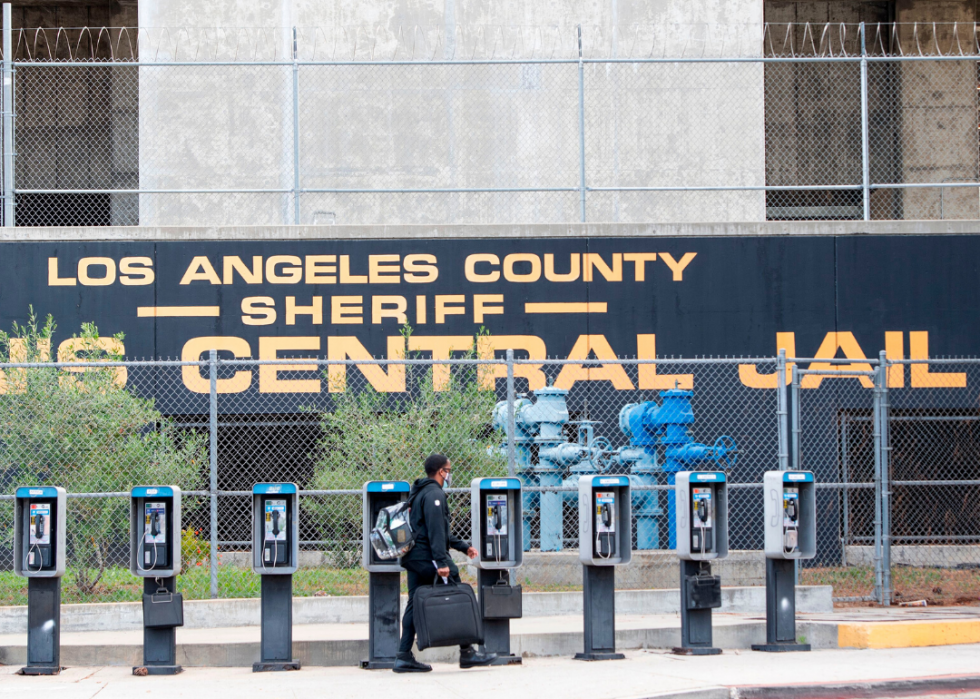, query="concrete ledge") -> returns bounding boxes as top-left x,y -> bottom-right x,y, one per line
4,220 -> 980,242
0,618 -> 839,668
837,619 -> 980,649
844,544 -> 980,568
0,586 -> 833,634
